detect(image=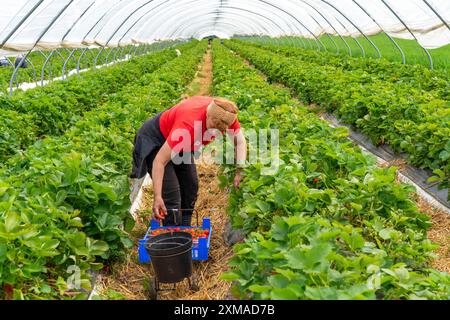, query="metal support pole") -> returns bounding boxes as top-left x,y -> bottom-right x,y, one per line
9,50 -> 34,91
120,46 -> 126,60
62,48 -> 77,80
12,55 -> 39,89
5,57 -> 14,67
317,0 -> 368,56
0,0 -> 44,48
244,0 -> 323,51
94,46 -> 106,69
38,50 -> 53,79
118,47 -> 124,60
104,47 -> 114,64
138,44 -> 145,56
128,44 -> 135,58
41,50 -> 55,85
323,34 -> 339,54
76,48 -> 88,74
108,47 -> 117,62
294,34 -> 307,49
299,11 -> 331,52
113,47 -> 119,62
9,0 -> 74,95
41,49 -> 66,85
321,0 -> 381,58
380,0 -> 433,69
303,0 -> 352,55
27,57 -> 38,86
423,0 -> 450,32
133,44 -> 139,56
324,0 -> 381,58
297,0 -> 345,54
353,0 -> 405,63
73,2 -> 129,75
93,0 -> 159,69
